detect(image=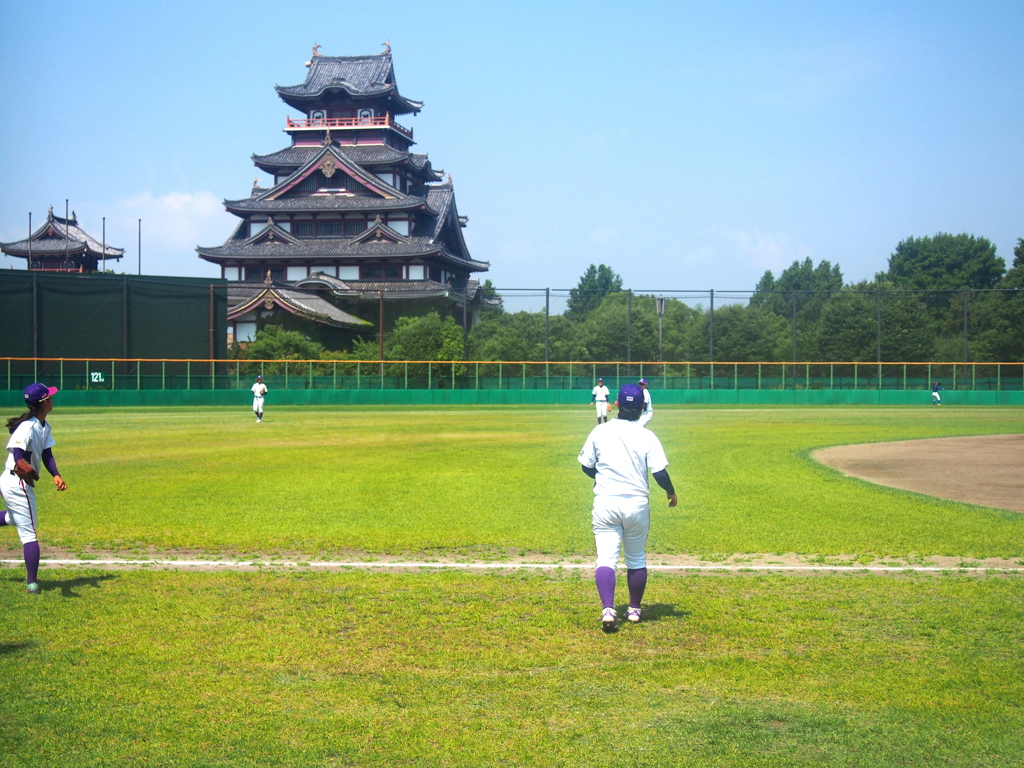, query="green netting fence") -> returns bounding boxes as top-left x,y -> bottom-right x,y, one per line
2,358 -> 1023,407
